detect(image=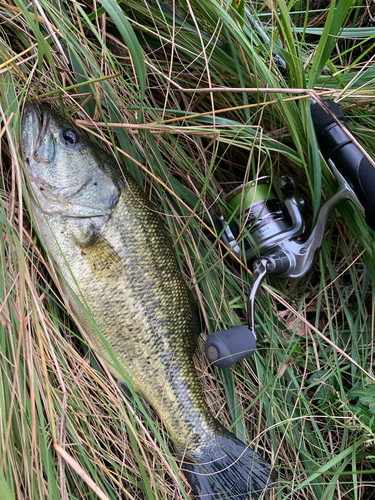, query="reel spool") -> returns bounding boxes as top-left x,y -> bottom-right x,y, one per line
219,176 -> 305,262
